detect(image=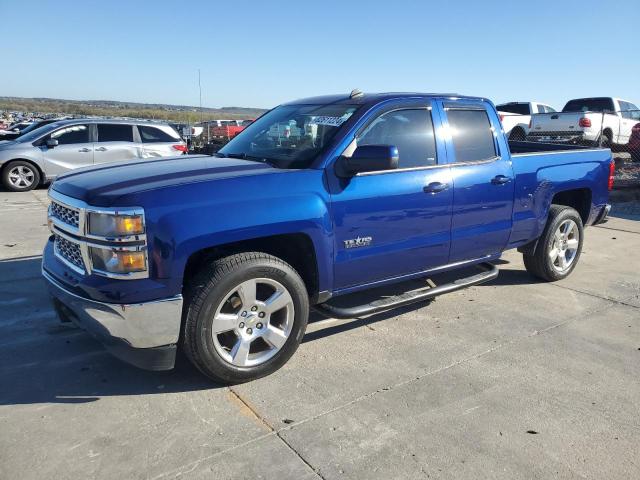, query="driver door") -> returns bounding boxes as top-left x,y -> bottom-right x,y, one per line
42,124 -> 93,177
329,102 -> 453,291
